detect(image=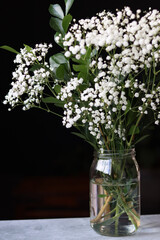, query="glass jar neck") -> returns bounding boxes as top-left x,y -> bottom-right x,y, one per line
96,148 -> 136,160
